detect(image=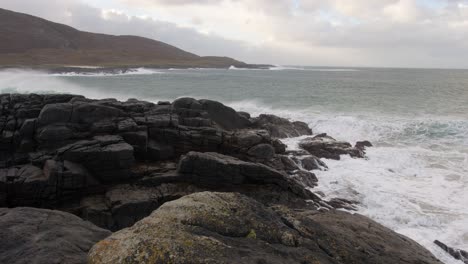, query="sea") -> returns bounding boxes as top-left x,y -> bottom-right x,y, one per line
1,66 -> 467,263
